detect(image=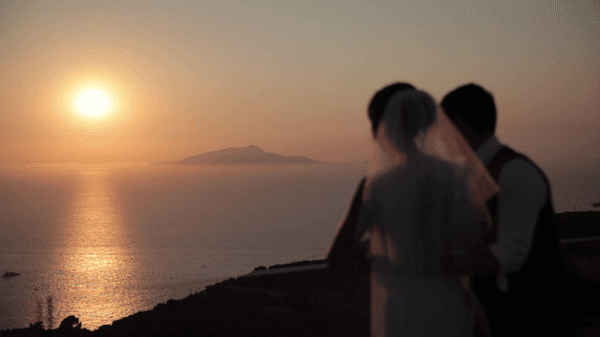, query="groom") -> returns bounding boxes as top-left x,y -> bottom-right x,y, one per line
441,84 -> 571,336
